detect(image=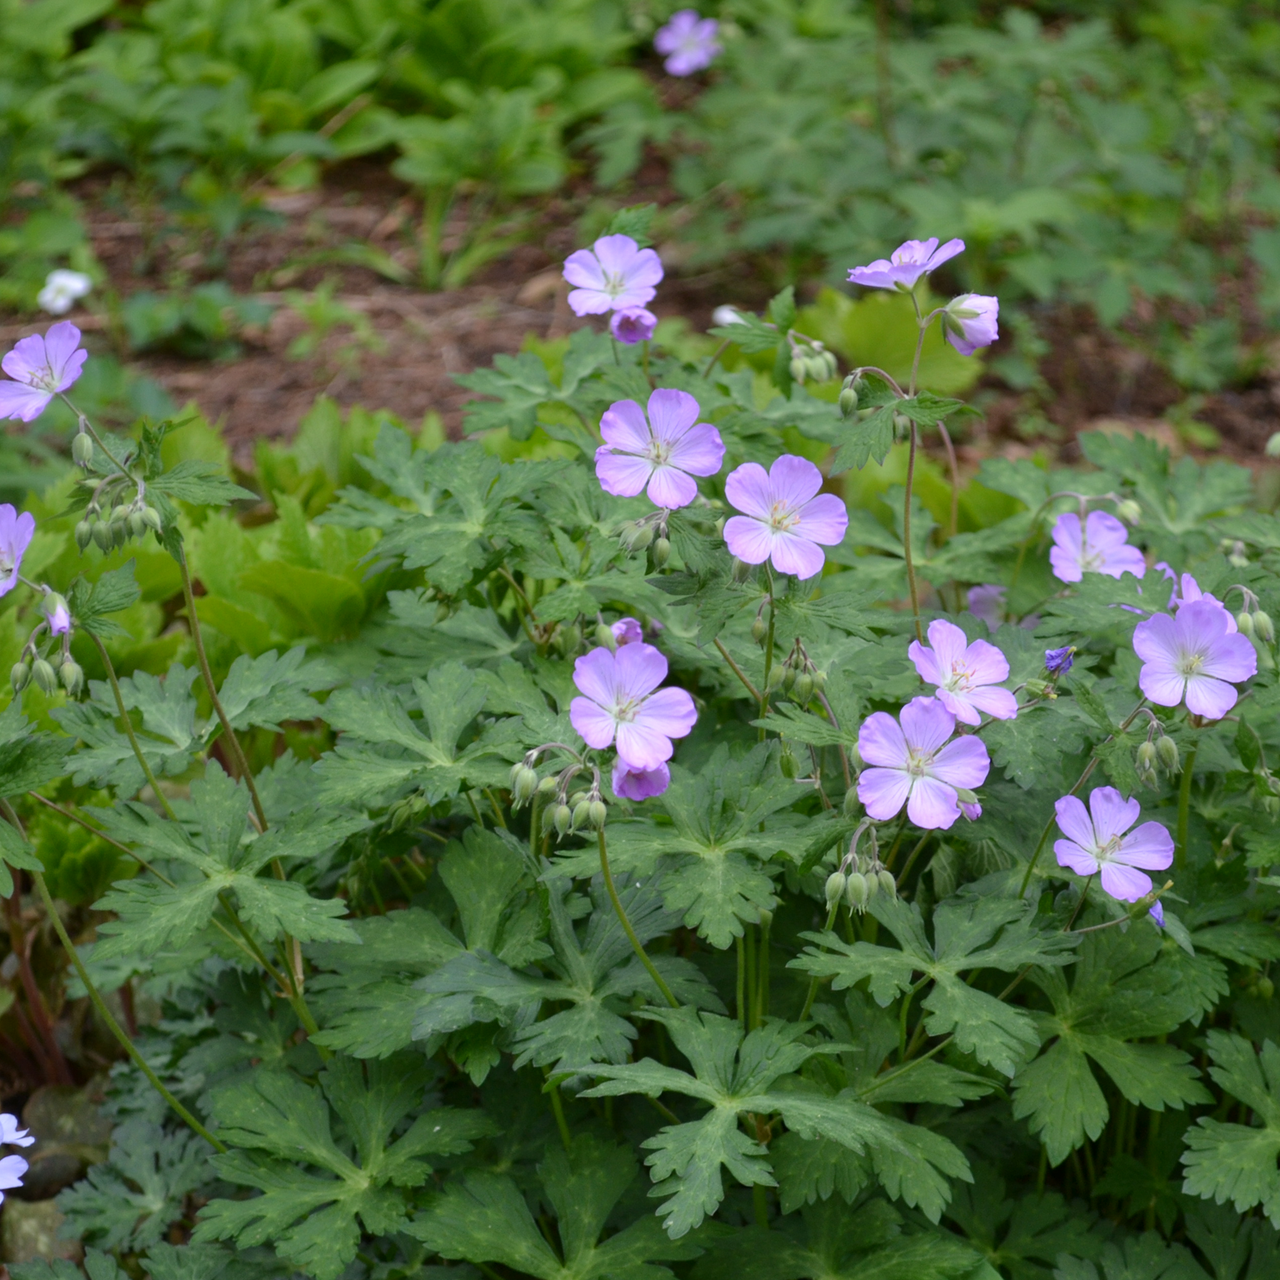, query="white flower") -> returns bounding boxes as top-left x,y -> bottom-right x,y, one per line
37,270 -> 92,316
